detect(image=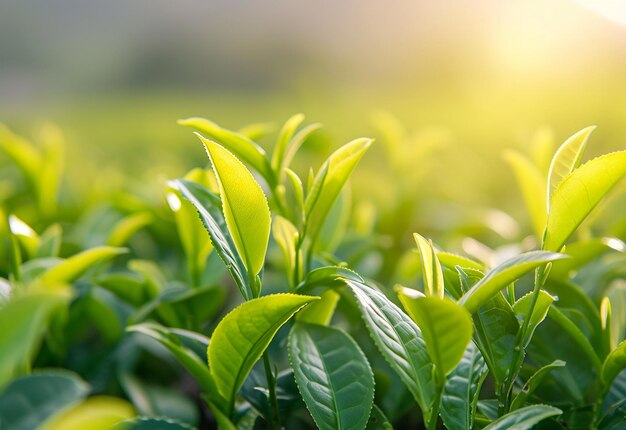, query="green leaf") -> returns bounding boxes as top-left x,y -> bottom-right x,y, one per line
296,290 -> 340,325
503,150 -> 547,238
598,399 -> 626,430
36,224 -> 63,258
602,340 -> 626,388
440,343 -> 487,430
364,405 -> 393,430
0,370 -> 89,430
437,252 -> 483,271
472,293 -> 519,386
546,126 -> 595,212
106,212 -> 152,247
42,396 -> 135,430
271,113 -> 305,172
305,138 -> 372,244
459,251 -> 566,313
512,290 -> 556,348
281,122 -> 322,173
127,323 -> 217,400
289,322 -> 374,430
201,136 -> 271,279
40,246 -> 127,286
178,117 -> 273,184
169,179 -> 249,299
273,215 -> 300,286
413,233 -> 444,298
0,292 -> 68,387
208,293 -> 317,413
296,266 -> 363,293
482,405 -> 562,430
112,417 -> 197,430
544,151 -> 626,251
343,279 -> 435,420
510,360 -> 566,411
549,238 -> 626,279
397,289 -> 473,379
